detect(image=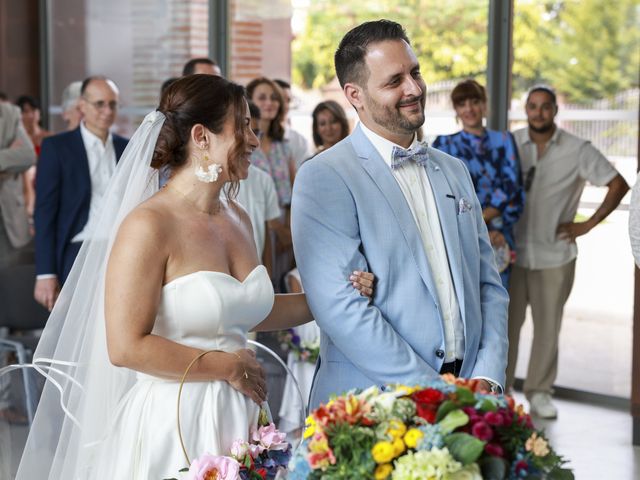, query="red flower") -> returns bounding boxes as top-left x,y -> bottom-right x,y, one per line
255,467 -> 268,479
463,407 -> 482,423
471,420 -> 493,442
415,404 -> 437,423
498,409 -> 513,427
484,411 -> 505,427
515,460 -> 529,474
412,388 -> 445,407
484,442 -> 504,457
